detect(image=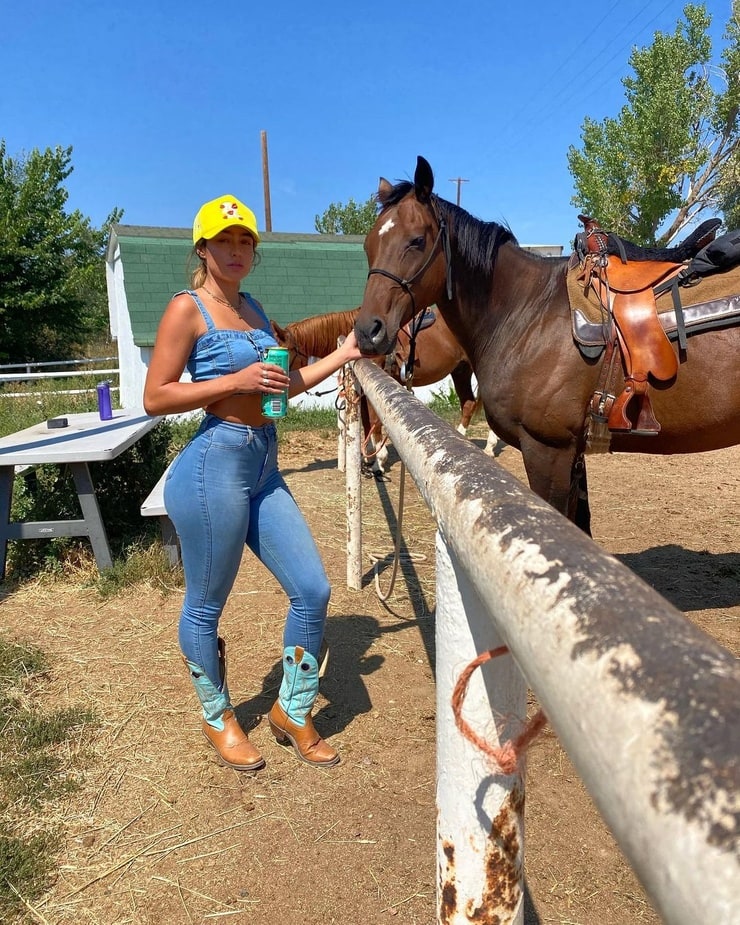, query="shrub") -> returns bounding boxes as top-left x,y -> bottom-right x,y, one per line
7,420 -> 176,580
